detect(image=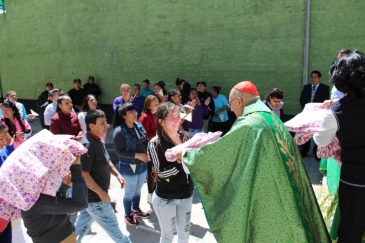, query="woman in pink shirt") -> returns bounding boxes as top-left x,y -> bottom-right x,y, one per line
0,99 -> 31,148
